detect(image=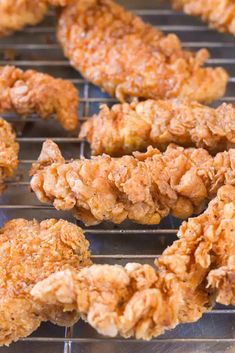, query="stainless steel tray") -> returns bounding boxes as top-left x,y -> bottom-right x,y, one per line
0,1 -> 235,352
